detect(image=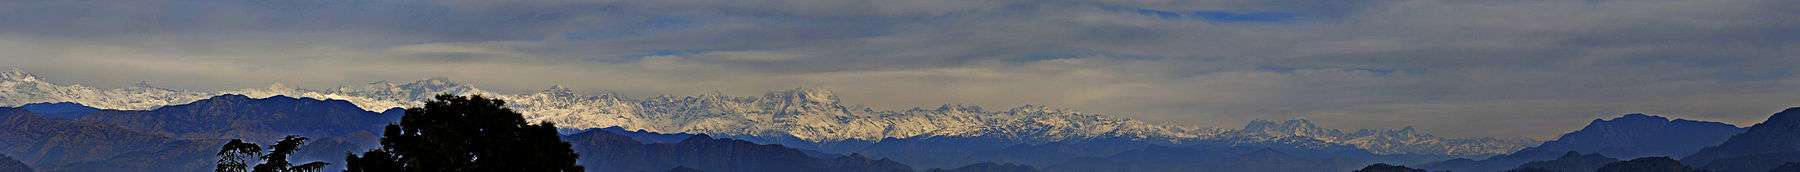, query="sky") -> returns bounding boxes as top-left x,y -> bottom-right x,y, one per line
1,0 -> 1796,139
